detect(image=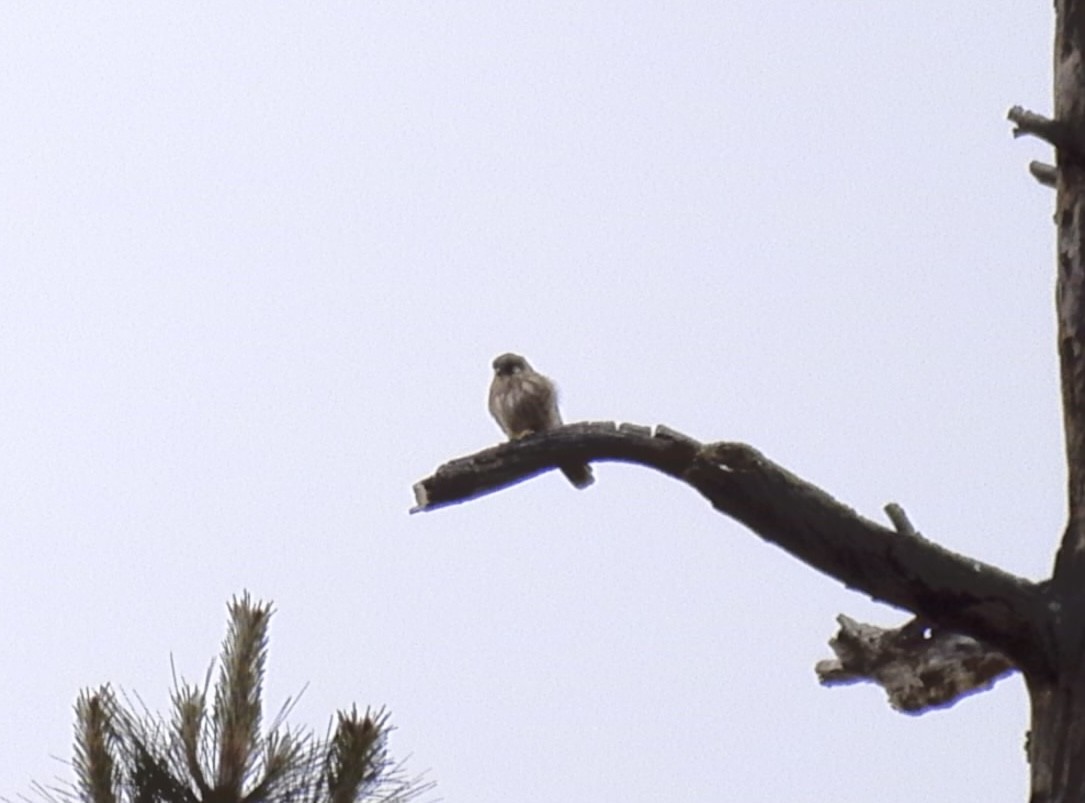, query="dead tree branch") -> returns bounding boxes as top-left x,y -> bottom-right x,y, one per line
1030,161 -> 1058,187
413,421 -> 1046,681
816,614 -> 1015,712
1008,105 -> 1079,155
